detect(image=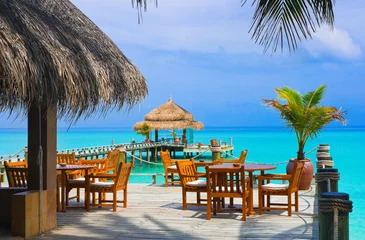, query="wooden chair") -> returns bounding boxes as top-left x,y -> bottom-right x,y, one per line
214,149 -> 248,165
205,165 -> 250,220
4,159 -> 28,168
57,152 -> 78,165
4,162 -> 28,188
176,159 -> 207,210
86,160 -> 134,212
160,149 -> 181,187
56,152 -> 80,208
105,150 -> 120,174
65,158 -> 108,206
258,161 -> 305,216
